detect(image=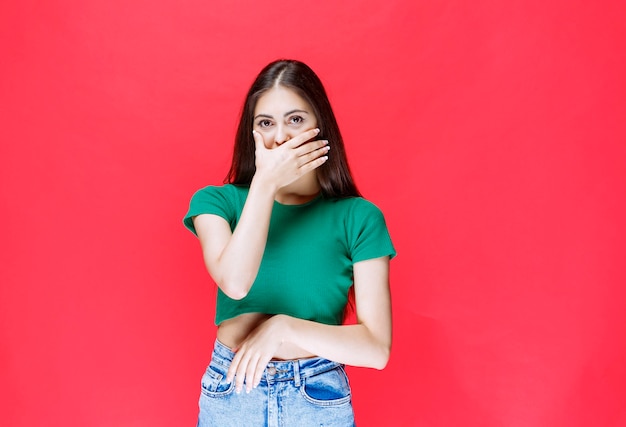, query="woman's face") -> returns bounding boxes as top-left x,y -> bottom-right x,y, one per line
253,86 -> 318,149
